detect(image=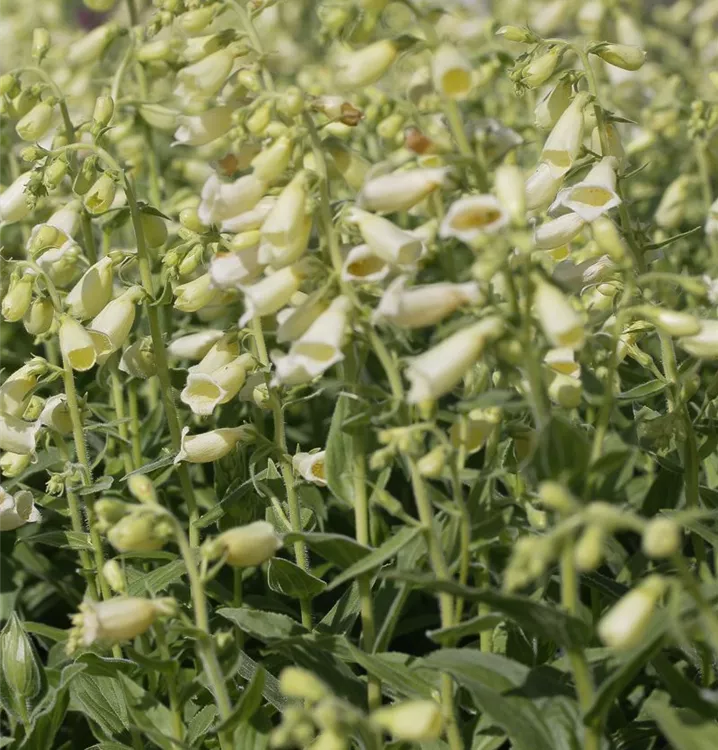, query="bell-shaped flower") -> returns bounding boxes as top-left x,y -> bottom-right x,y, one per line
38,394 -> 73,435
348,208 -> 423,267
119,338 -> 156,379
336,39 -> 400,89
272,296 -> 351,385
341,244 -> 391,284
168,329 -> 225,360
598,575 -> 665,650
358,168 -> 448,213
0,358 -> 47,418
449,408 -> 501,455
293,451 -> 327,486
541,91 -> 591,178
181,353 -> 255,415
554,157 -> 621,222
678,319 -> 718,359
175,425 -> 254,464
189,333 -> 239,374
88,286 -> 144,364
535,78 -> 572,130
0,488 -> 41,531
174,47 -> 235,99
533,277 -> 585,350
0,172 -> 34,226
173,106 -> 233,146
258,173 -> 312,268
373,276 -> 482,329
534,212 -> 586,249
198,173 -> 268,228
0,413 -> 42,455
238,265 -> 305,326
406,316 -> 504,403
432,44 -> 473,99
525,163 -> 563,212
221,196 -> 275,233
210,246 -> 263,288
440,195 -> 508,243
276,293 -> 329,344
174,273 -> 215,313
206,521 -> 282,567
67,22 -> 121,66
251,136 -> 293,183
16,100 -> 55,142
544,347 -> 580,378
59,315 -> 96,371
26,201 -> 82,255
65,256 -> 114,320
